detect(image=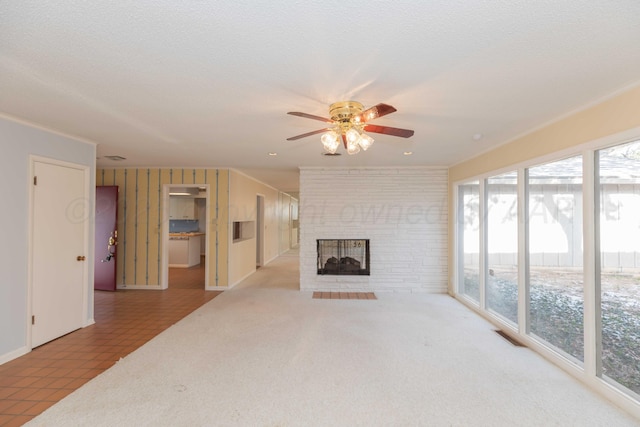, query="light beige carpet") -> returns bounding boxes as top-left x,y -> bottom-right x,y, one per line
27,252 -> 639,426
